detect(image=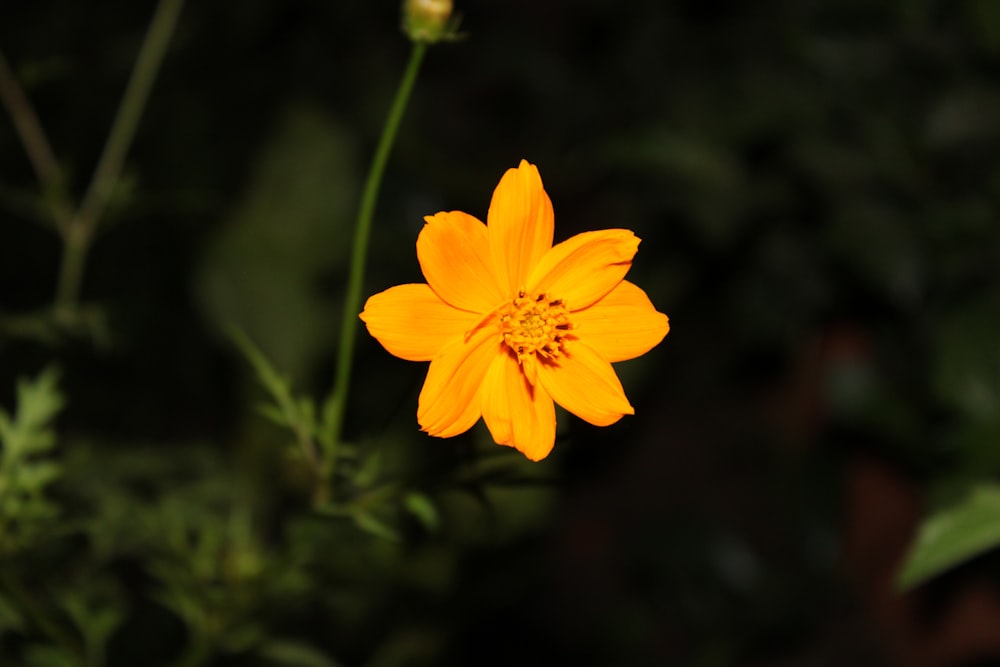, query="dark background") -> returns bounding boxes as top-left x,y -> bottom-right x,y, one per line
2,1 -> 1000,665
